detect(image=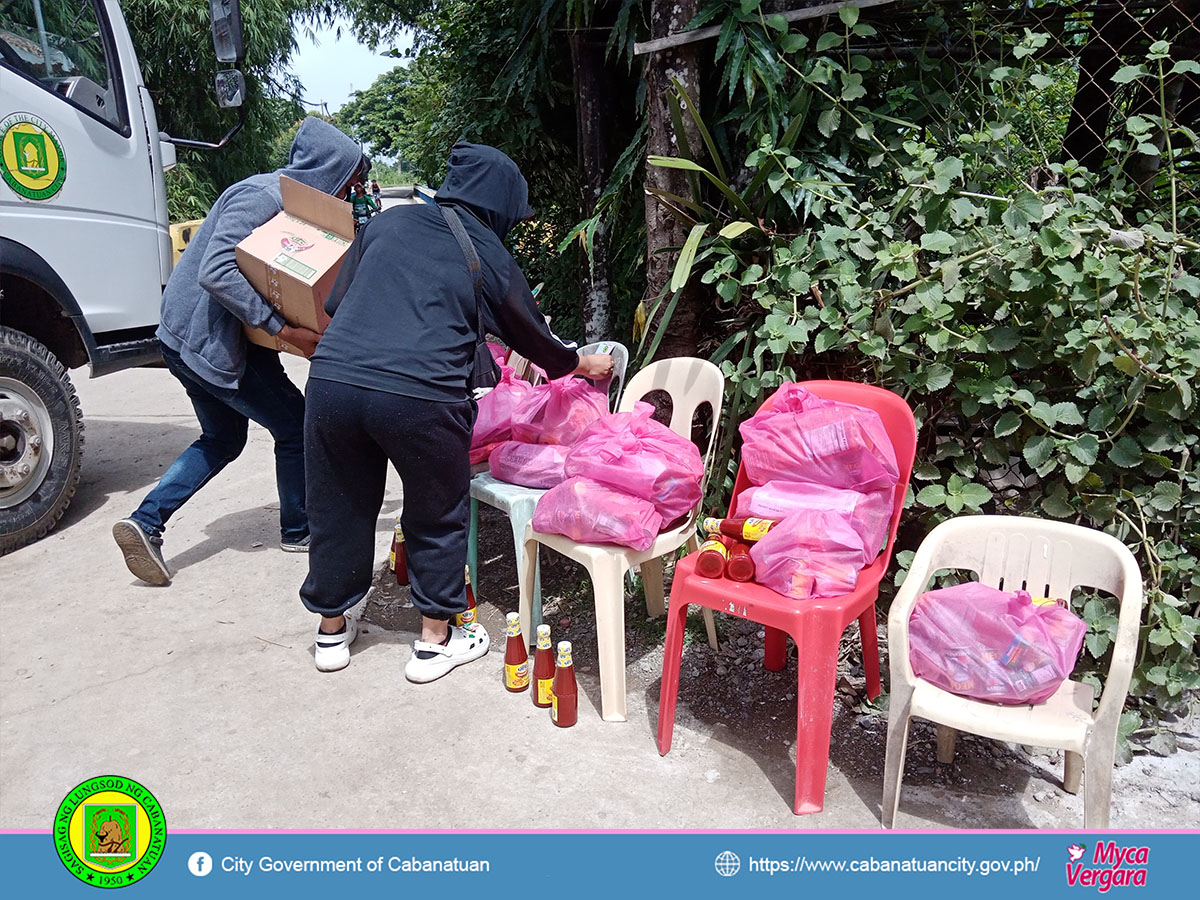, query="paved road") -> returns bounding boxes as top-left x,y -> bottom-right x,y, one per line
3,357 -> 879,830
379,184 -> 424,212
2,352 -> 1128,831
